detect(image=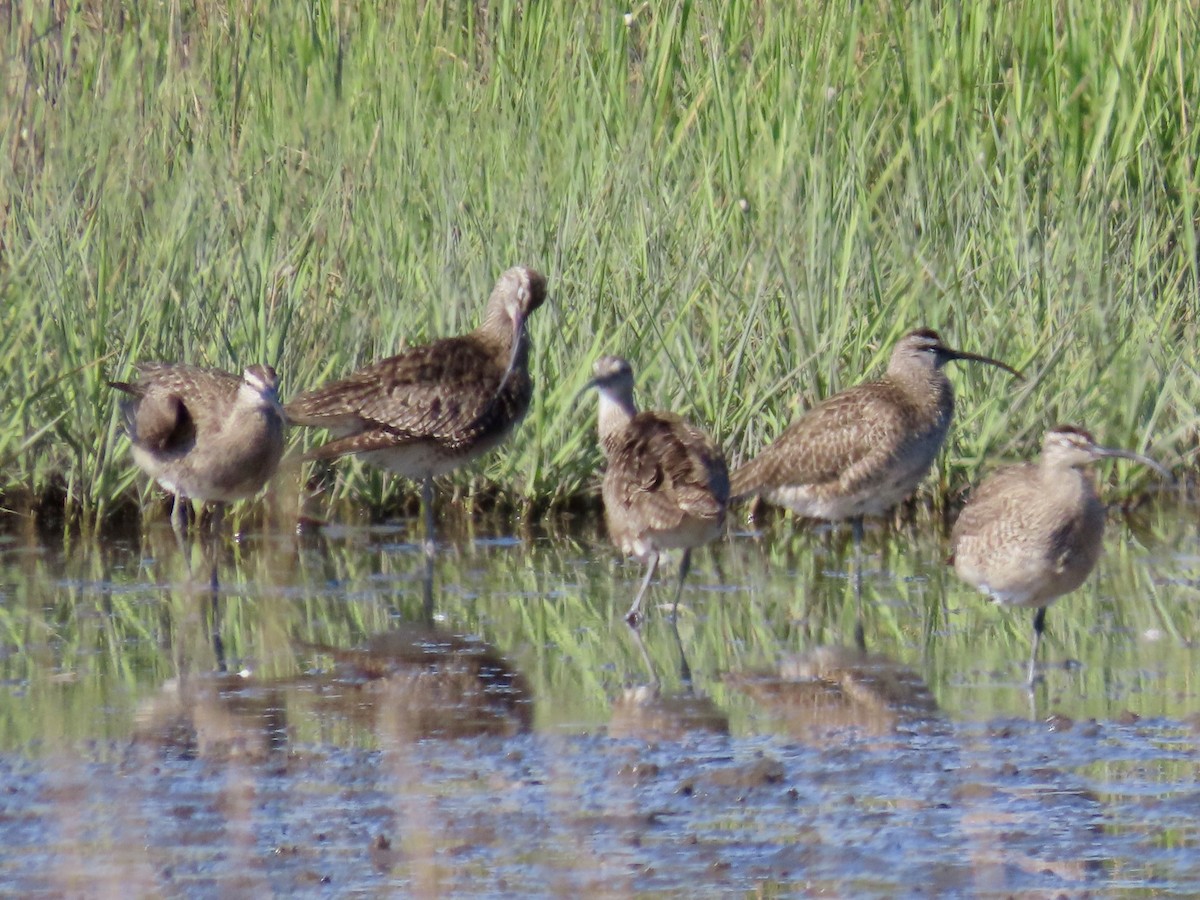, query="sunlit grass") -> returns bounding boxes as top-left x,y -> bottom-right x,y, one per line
2,1 -> 1197,527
